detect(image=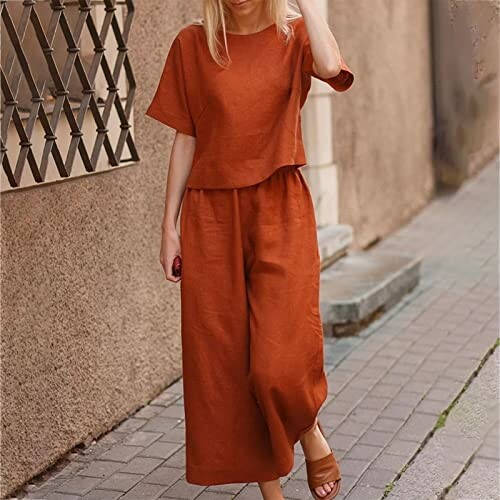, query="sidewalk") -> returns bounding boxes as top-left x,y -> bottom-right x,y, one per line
14,157 -> 499,500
